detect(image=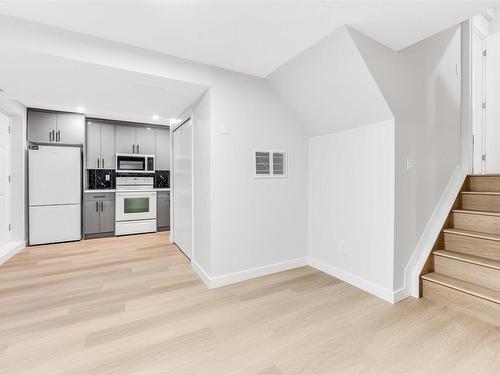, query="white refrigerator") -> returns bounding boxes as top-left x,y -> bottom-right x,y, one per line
29,145 -> 82,245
